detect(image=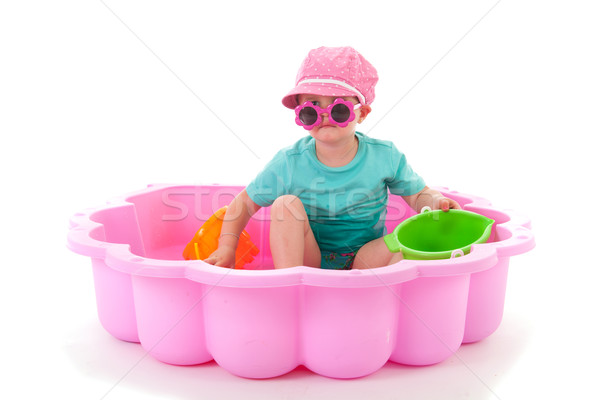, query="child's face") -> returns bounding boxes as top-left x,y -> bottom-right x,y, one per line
296,94 -> 371,142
